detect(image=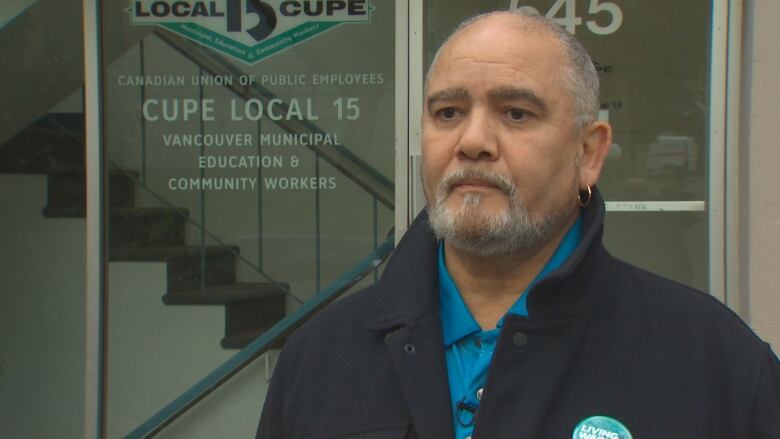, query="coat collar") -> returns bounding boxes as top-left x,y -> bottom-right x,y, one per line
524,188 -> 610,318
364,210 -> 441,331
